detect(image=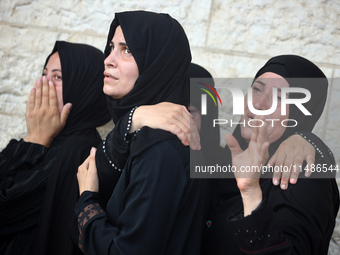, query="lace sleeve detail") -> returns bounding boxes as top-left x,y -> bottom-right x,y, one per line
77,203 -> 105,251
